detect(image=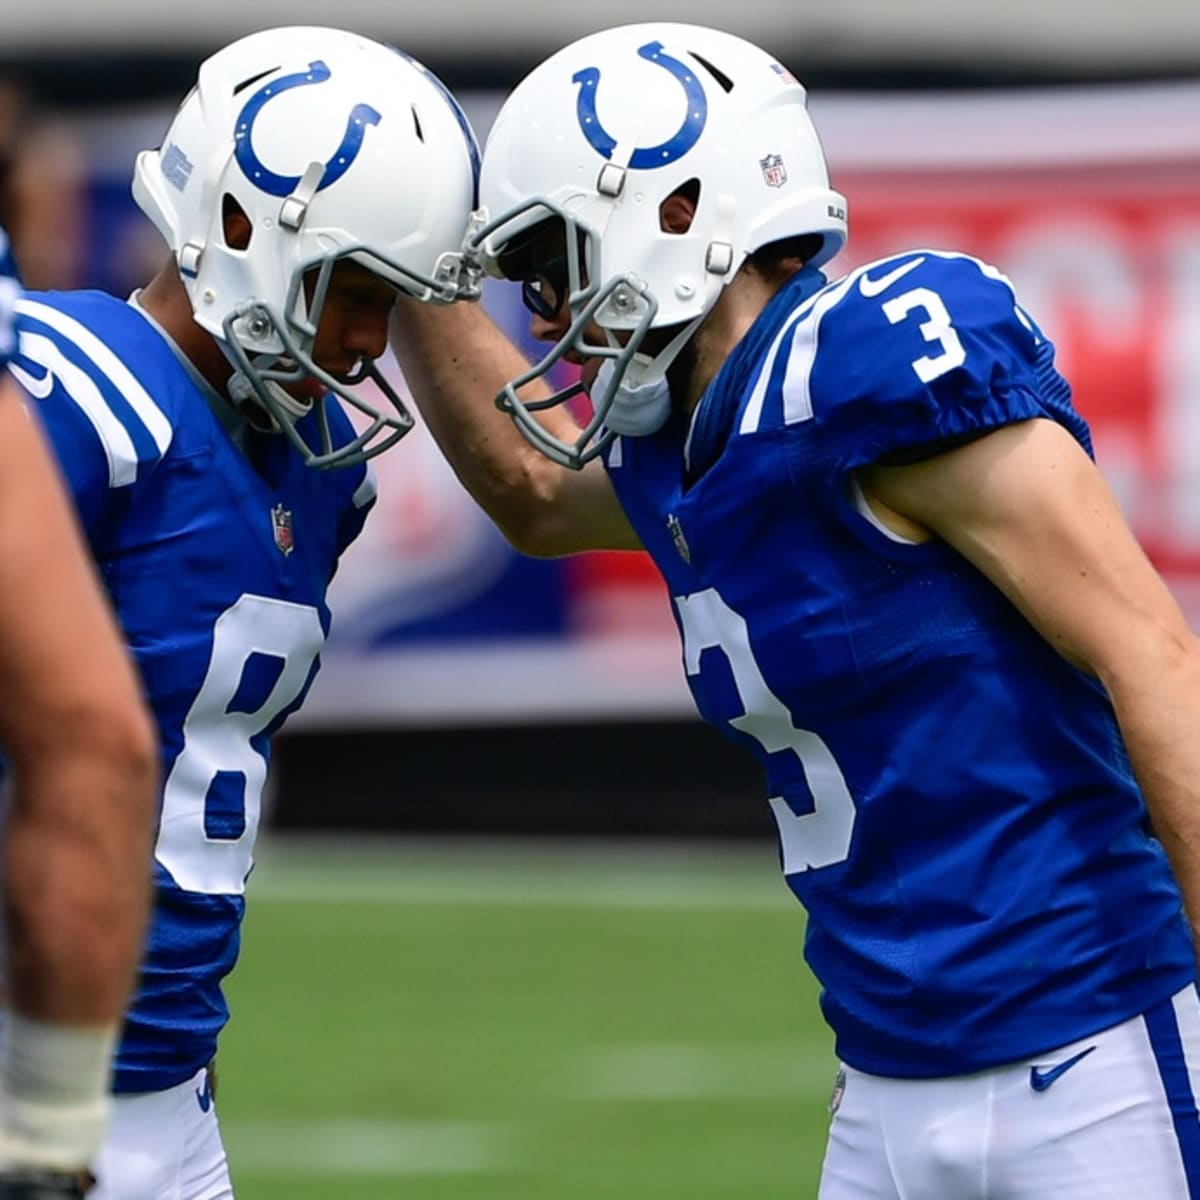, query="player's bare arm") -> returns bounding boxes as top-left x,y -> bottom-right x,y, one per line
390,298 -> 640,557
0,382 -> 156,1027
0,378 -> 157,1181
860,417 -> 1200,940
